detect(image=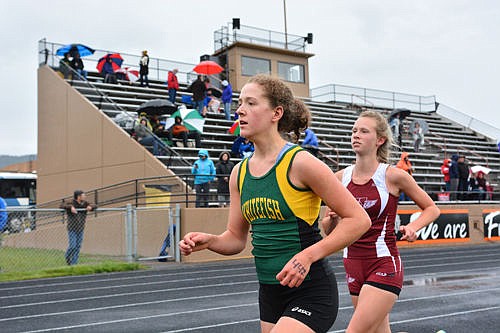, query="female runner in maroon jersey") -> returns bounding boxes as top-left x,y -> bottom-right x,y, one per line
322,110 -> 440,333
